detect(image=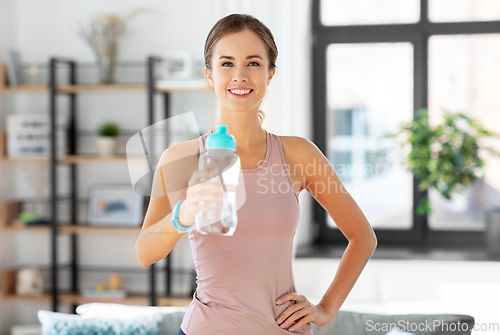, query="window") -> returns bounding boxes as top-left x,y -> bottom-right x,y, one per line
429,0 -> 500,23
428,34 -> 500,231
325,43 -> 414,230
312,0 -> 500,246
321,0 -> 420,26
